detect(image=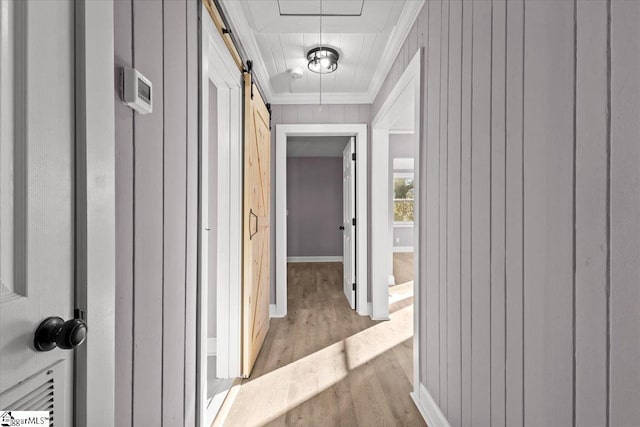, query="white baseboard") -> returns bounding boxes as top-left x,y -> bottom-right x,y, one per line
411,383 -> 450,427
389,274 -> 396,286
393,246 -> 414,253
367,302 -> 373,316
208,338 -> 217,356
287,256 -> 344,263
269,303 -> 286,318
